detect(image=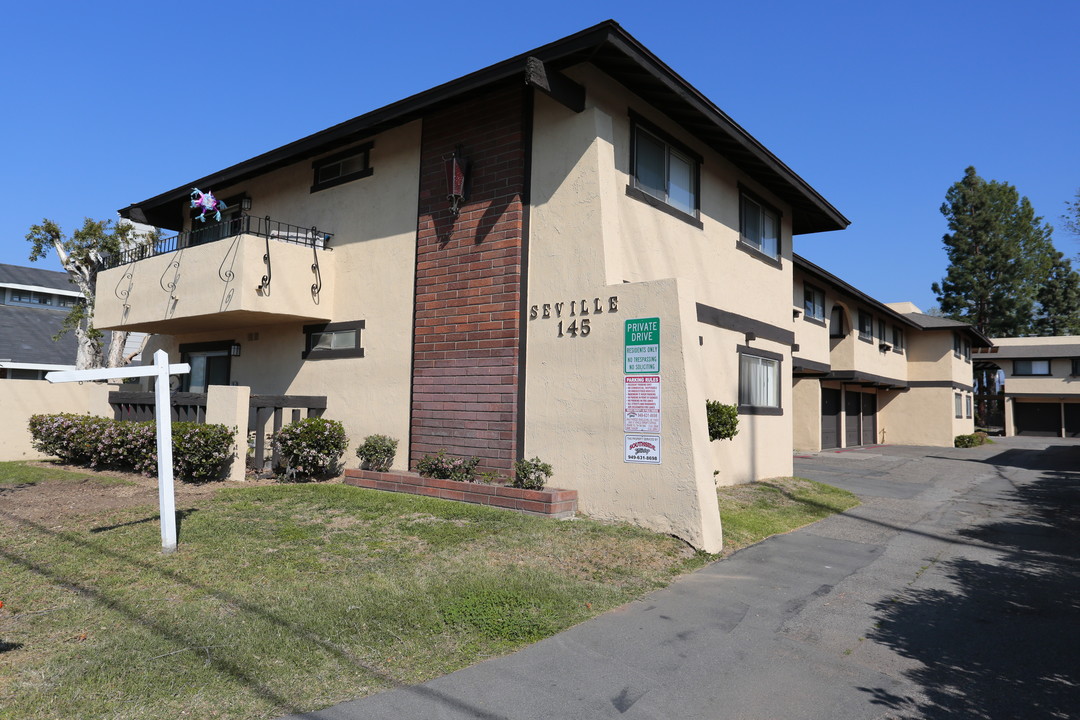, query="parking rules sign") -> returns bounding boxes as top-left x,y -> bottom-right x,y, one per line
624,434 -> 661,464
625,317 -> 660,374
